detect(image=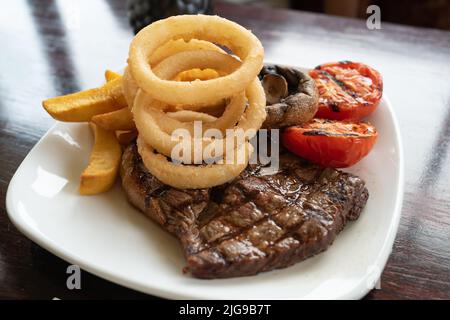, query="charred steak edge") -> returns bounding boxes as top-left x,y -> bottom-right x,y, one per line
120,142 -> 369,279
